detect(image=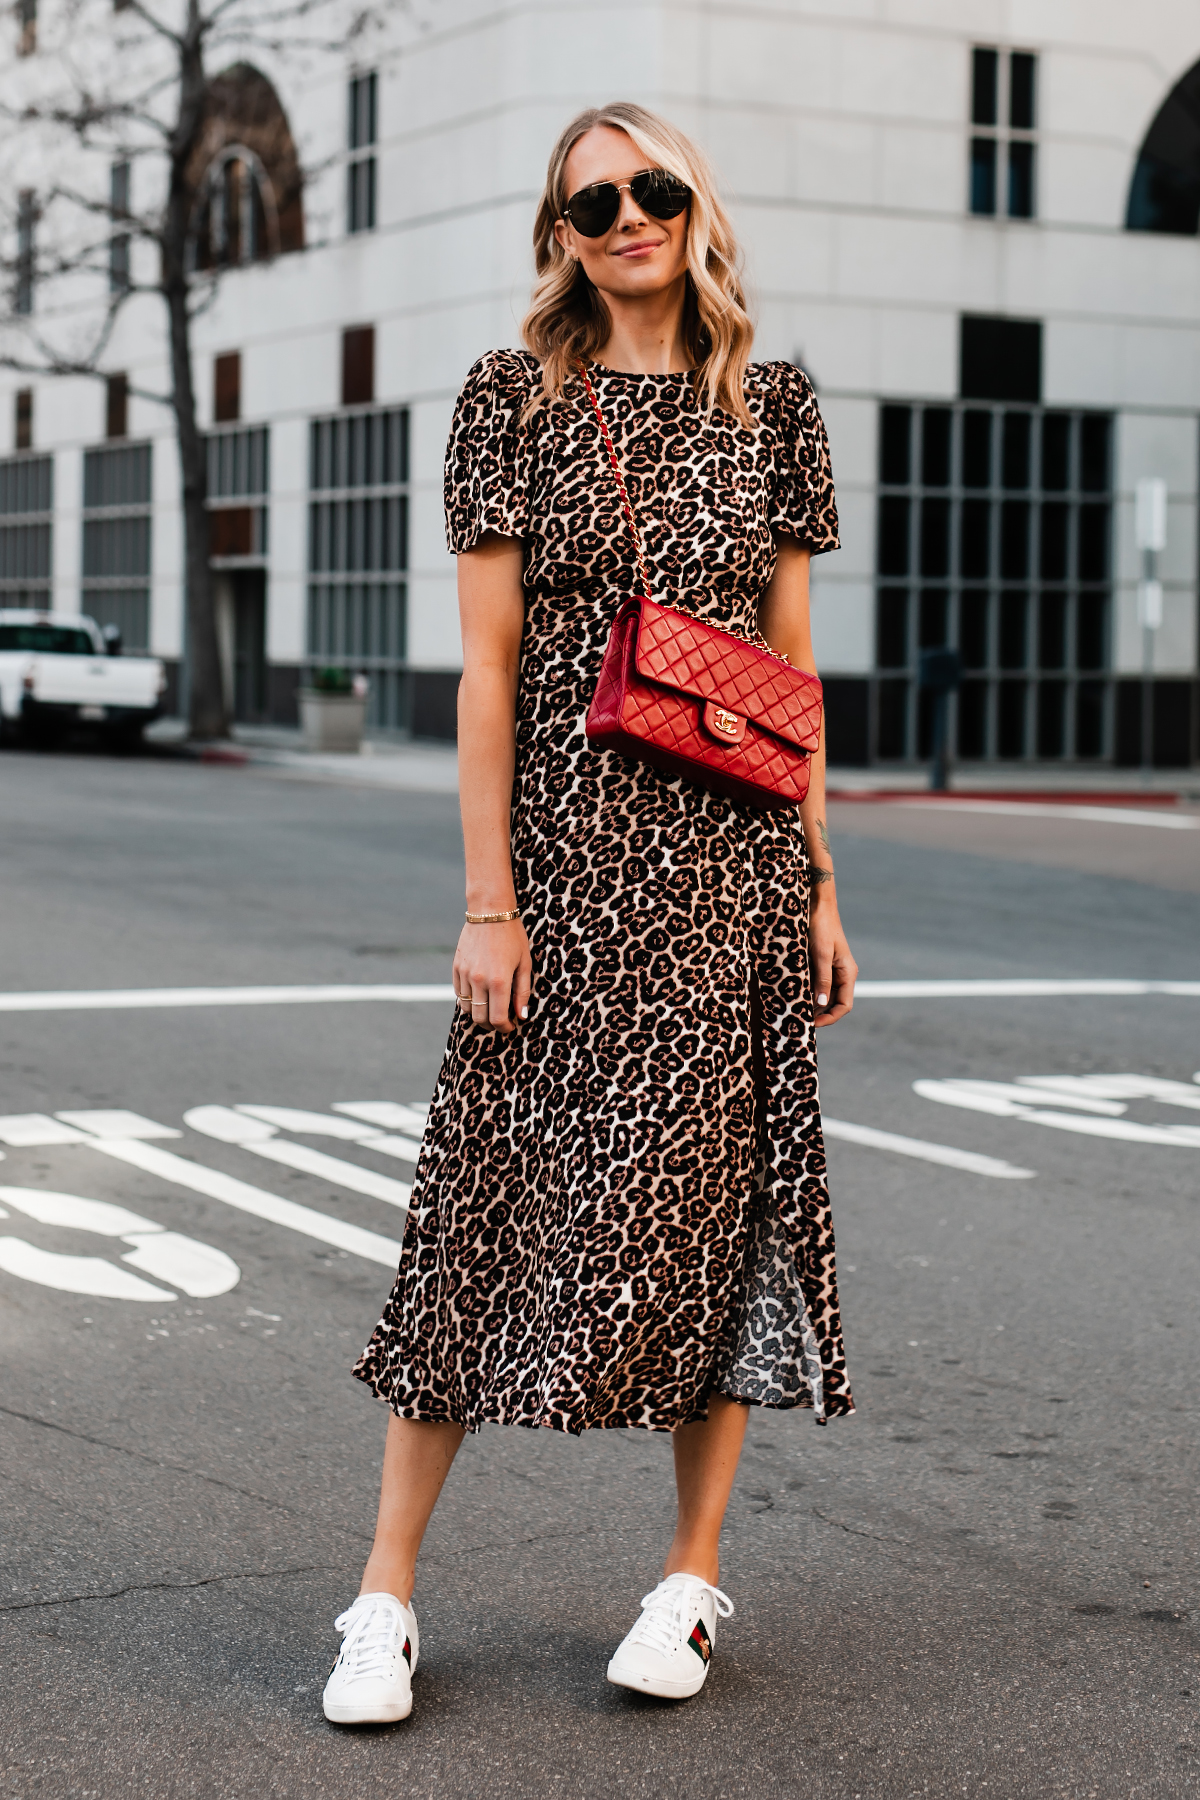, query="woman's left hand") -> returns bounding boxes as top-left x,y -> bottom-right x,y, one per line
809,891 -> 857,1027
